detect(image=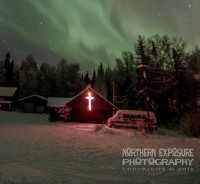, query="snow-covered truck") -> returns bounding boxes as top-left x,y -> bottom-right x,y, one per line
107,110 -> 157,129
